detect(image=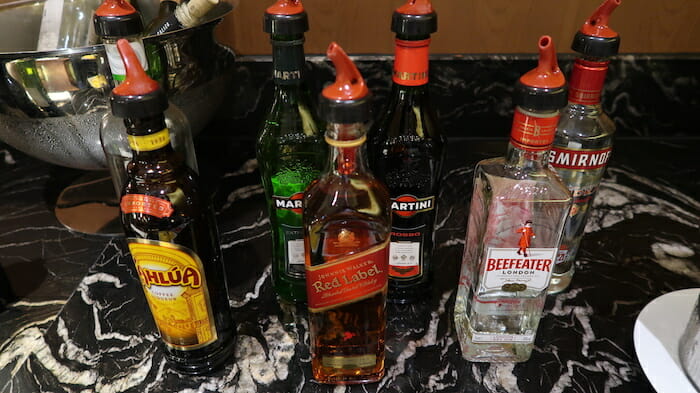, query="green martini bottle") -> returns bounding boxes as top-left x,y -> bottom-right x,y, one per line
256,0 -> 325,303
